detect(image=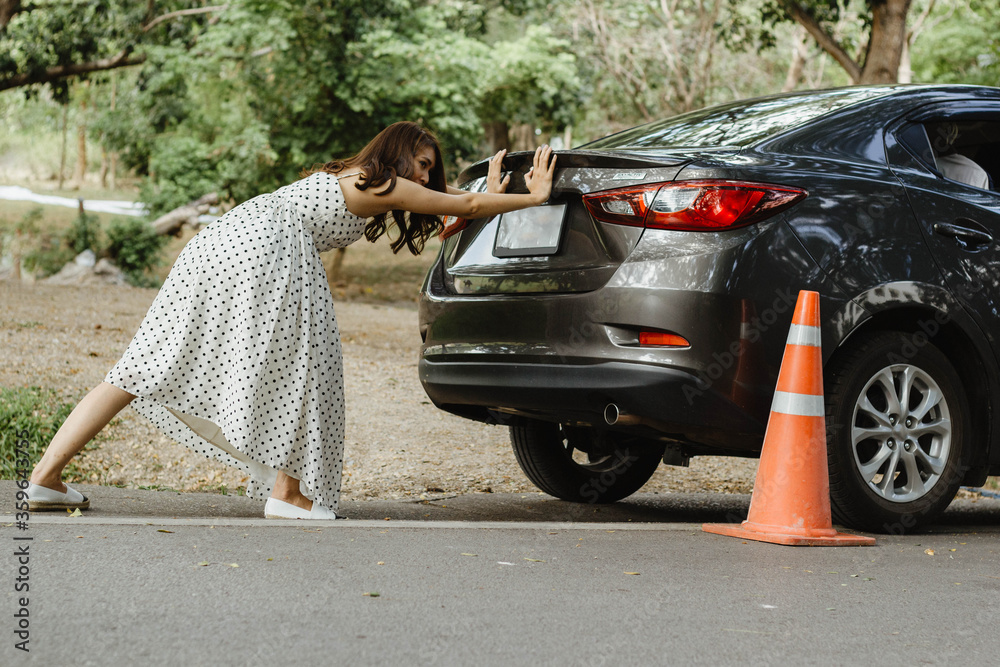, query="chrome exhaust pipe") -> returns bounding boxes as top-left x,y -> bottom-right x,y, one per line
604,403 -> 642,426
